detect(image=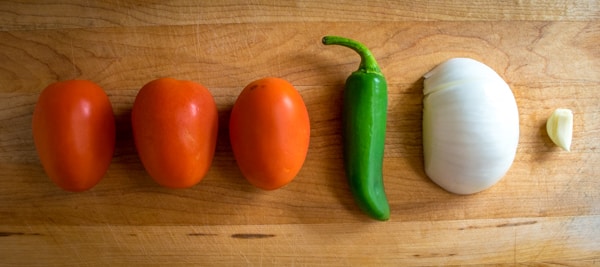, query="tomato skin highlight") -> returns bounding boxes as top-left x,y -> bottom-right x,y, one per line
32,80 -> 116,192
131,78 -> 218,188
229,77 -> 310,190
